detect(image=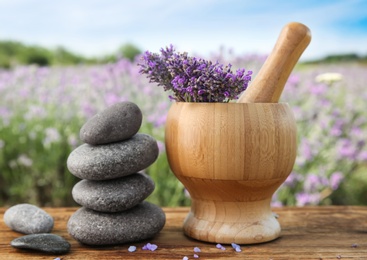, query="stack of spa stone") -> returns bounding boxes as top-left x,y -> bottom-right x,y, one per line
66,101 -> 166,246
